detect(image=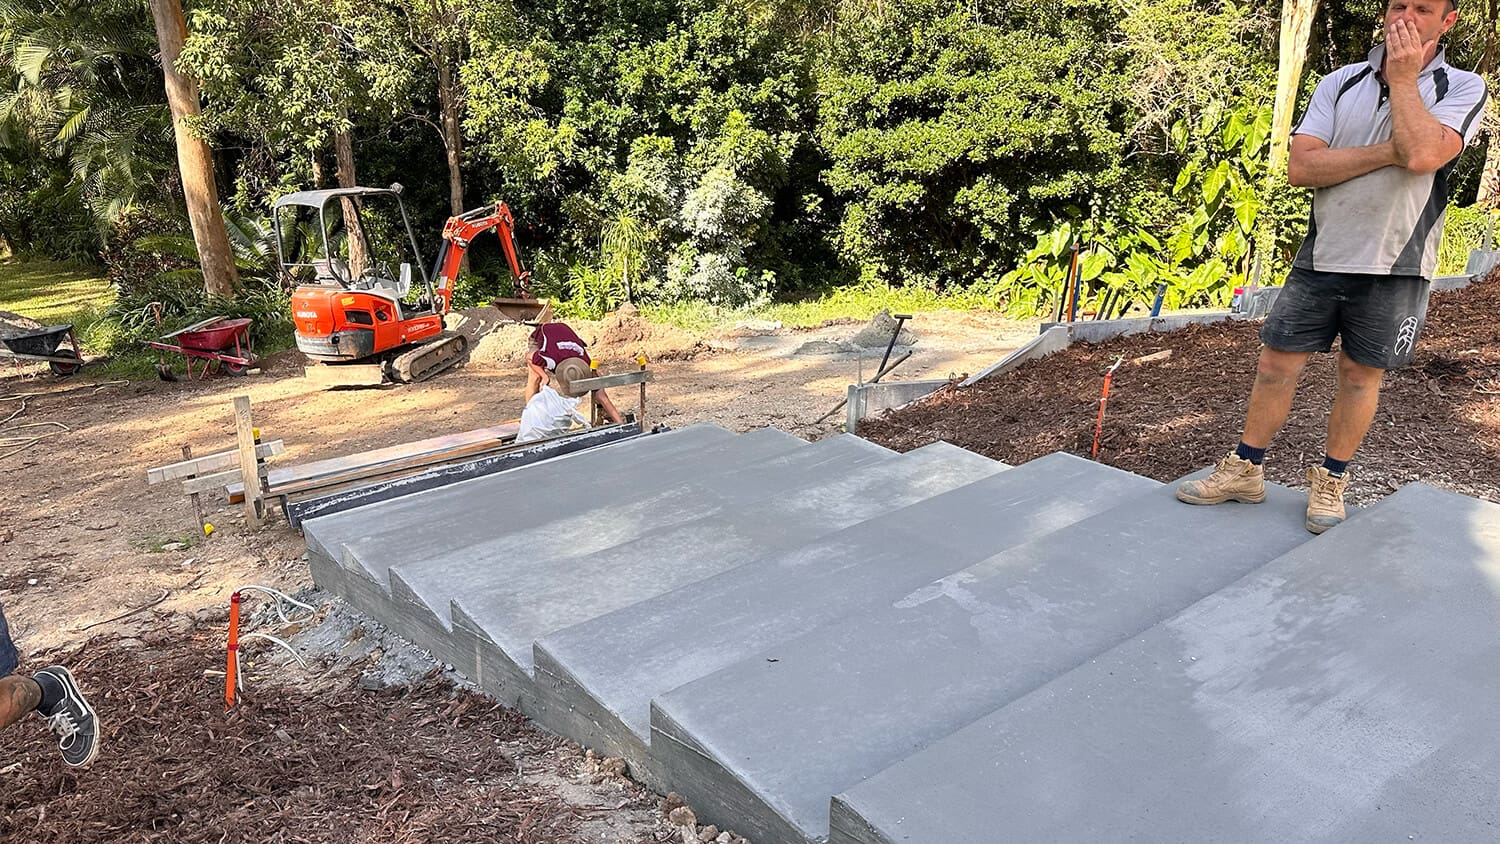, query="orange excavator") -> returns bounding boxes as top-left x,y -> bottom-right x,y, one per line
275,183 -> 546,384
